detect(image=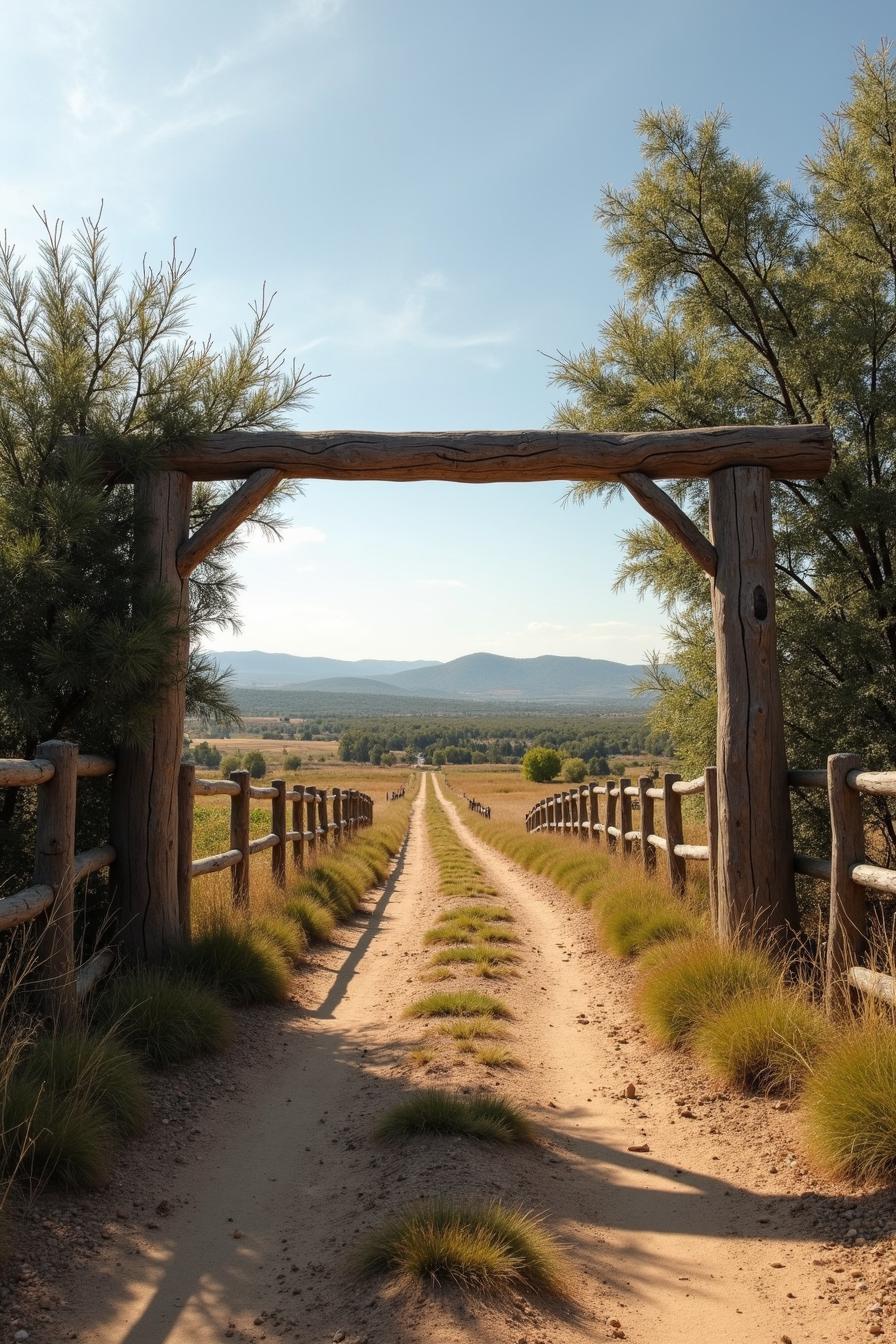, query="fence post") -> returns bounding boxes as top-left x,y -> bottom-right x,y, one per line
638,776 -> 655,874
663,772 -> 686,896
704,766 -> 719,935
271,779 -> 287,887
591,785 -> 601,846
606,782 -> 618,852
291,784 -> 305,870
34,739 -> 78,1026
318,789 -> 330,851
306,789 -> 318,859
332,788 -> 343,843
230,769 -> 251,908
826,752 -> 866,1009
177,762 -> 196,941
619,777 -> 633,856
